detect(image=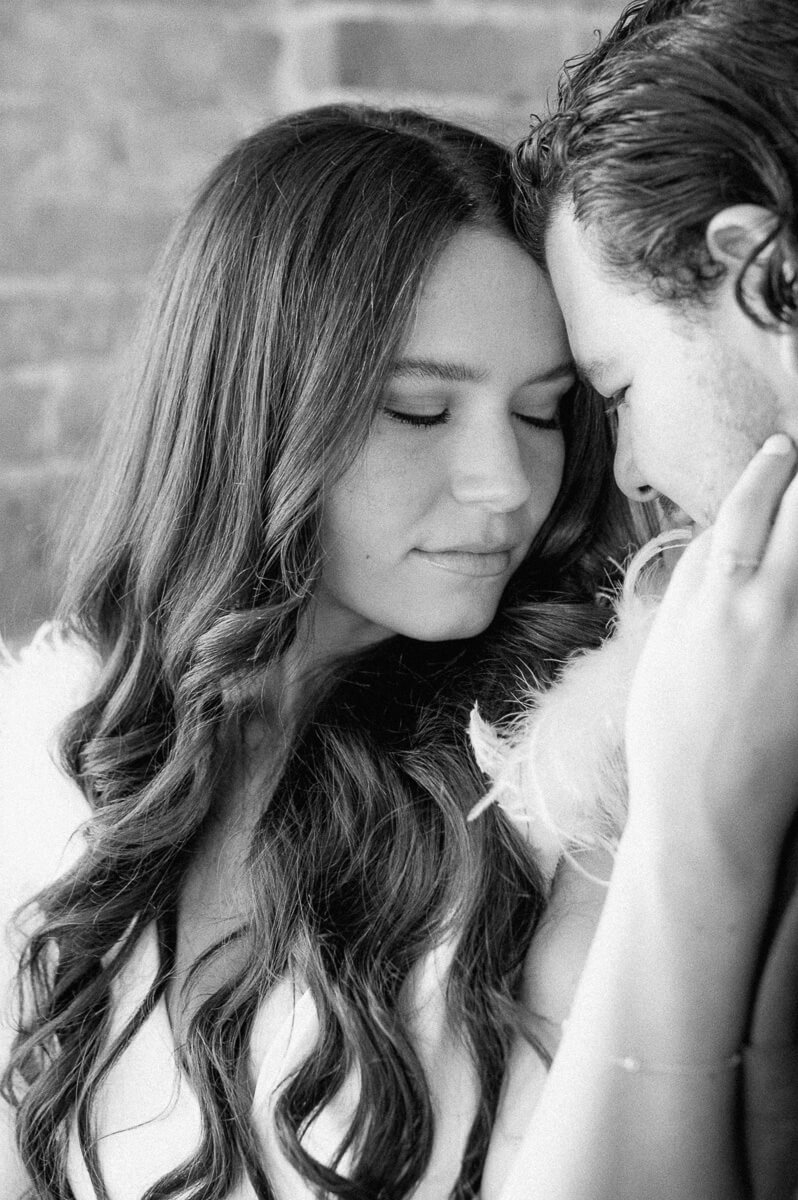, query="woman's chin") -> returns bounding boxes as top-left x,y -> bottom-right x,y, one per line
404,606 -> 499,643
